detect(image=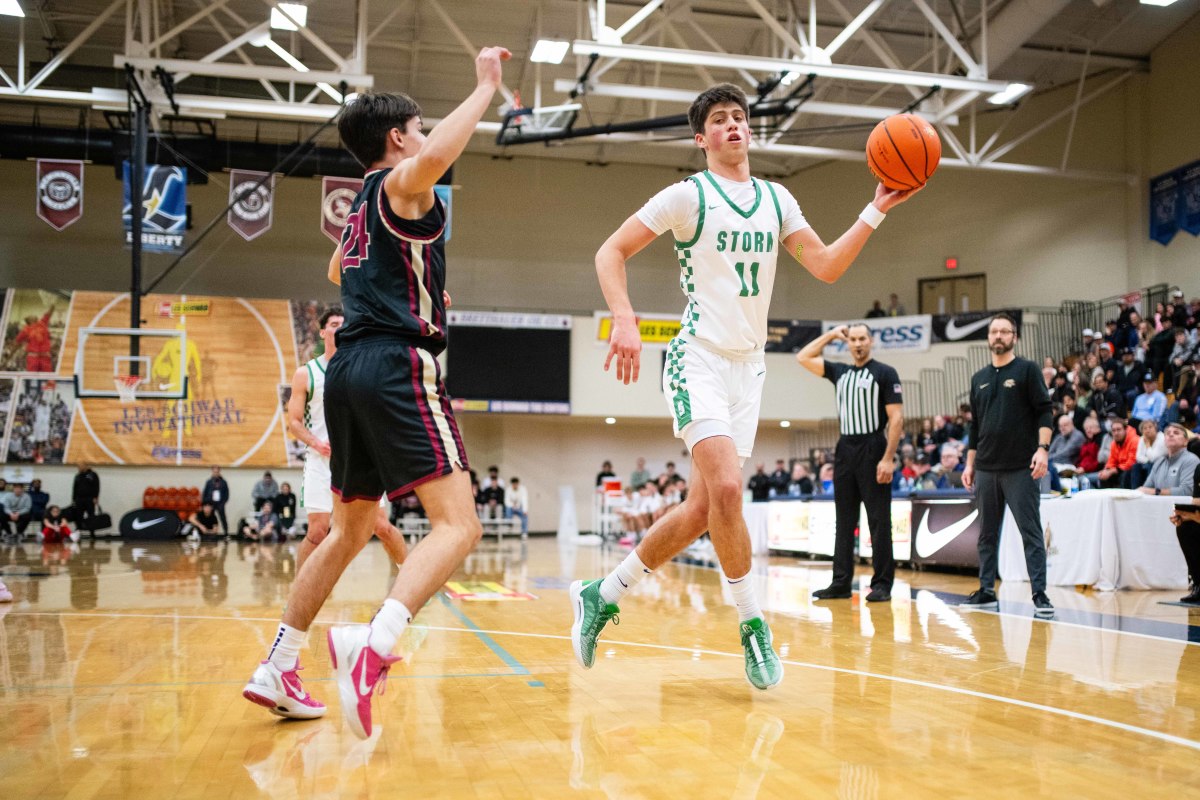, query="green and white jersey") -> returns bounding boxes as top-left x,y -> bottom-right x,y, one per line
303,355 -> 329,446
636,170 -> 809,354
